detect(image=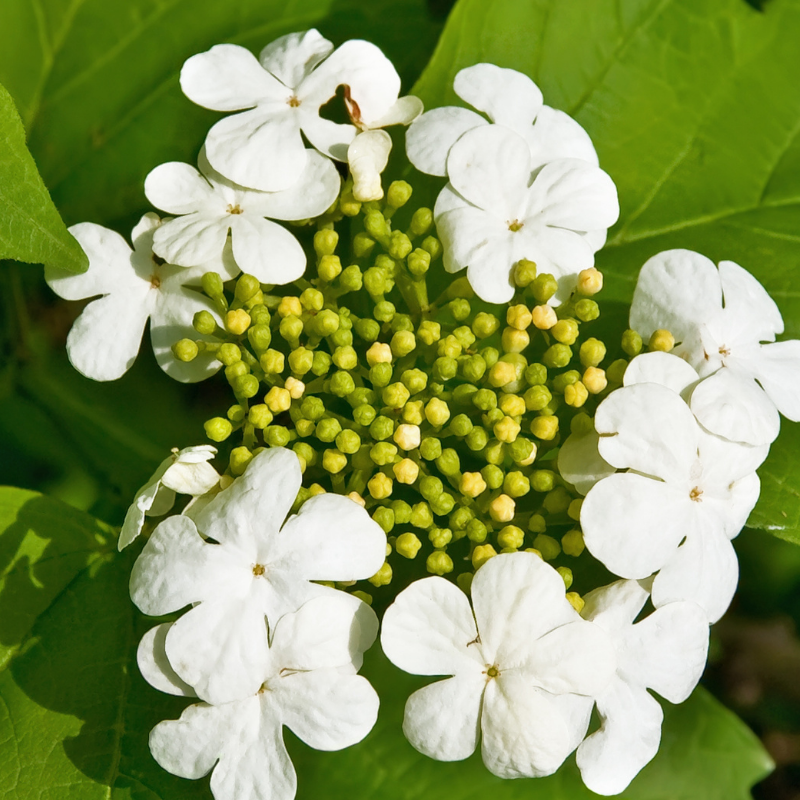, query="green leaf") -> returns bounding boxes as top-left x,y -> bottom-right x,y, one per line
0,487 -> 772,799
0,0 -> 441,228
412,0 -> 800,541
0,82 -> 87,272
